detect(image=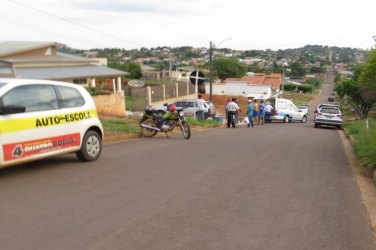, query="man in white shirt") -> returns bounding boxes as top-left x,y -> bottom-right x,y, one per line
196,94 -> 206,121
225,98 -> 240,128
264,102 -> 274,123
